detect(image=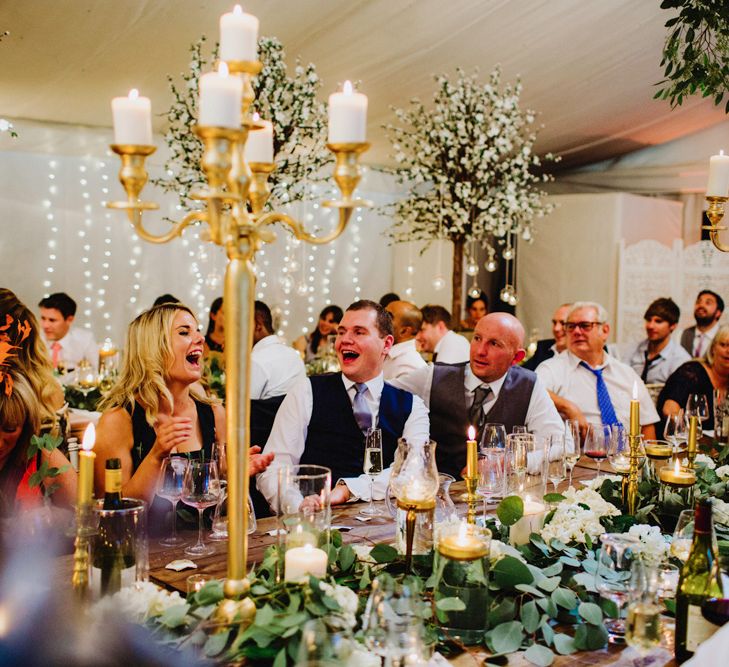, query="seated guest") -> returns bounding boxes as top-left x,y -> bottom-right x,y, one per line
38,292 -> 98,379
379,292 -> 400,308
251,300 -> 306,400
622,297 -> 690,384
658,325 -> 729,433
204,296 -> 224,353
416,305 -> 470,364
393,313 -> 563,478
152,294 -> 181,307
537,301 -> 658,437
681,290 -> 724,357
94,303 -> 272,506
383,300 -> 426,380
257,300 -> 429,511
293,304 -> 343,363
523,303 -> 572,371
459,292 -> 489,330
0,372 -> 76,517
